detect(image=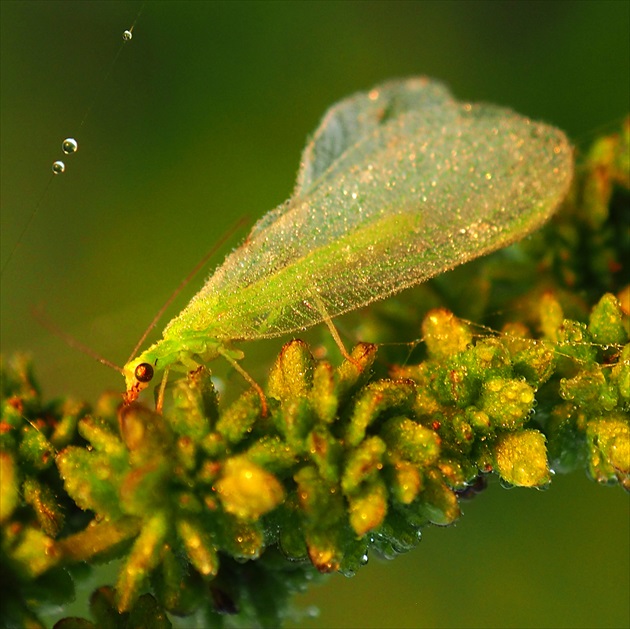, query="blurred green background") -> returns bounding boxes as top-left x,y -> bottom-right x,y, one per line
1,1 -> 628,627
